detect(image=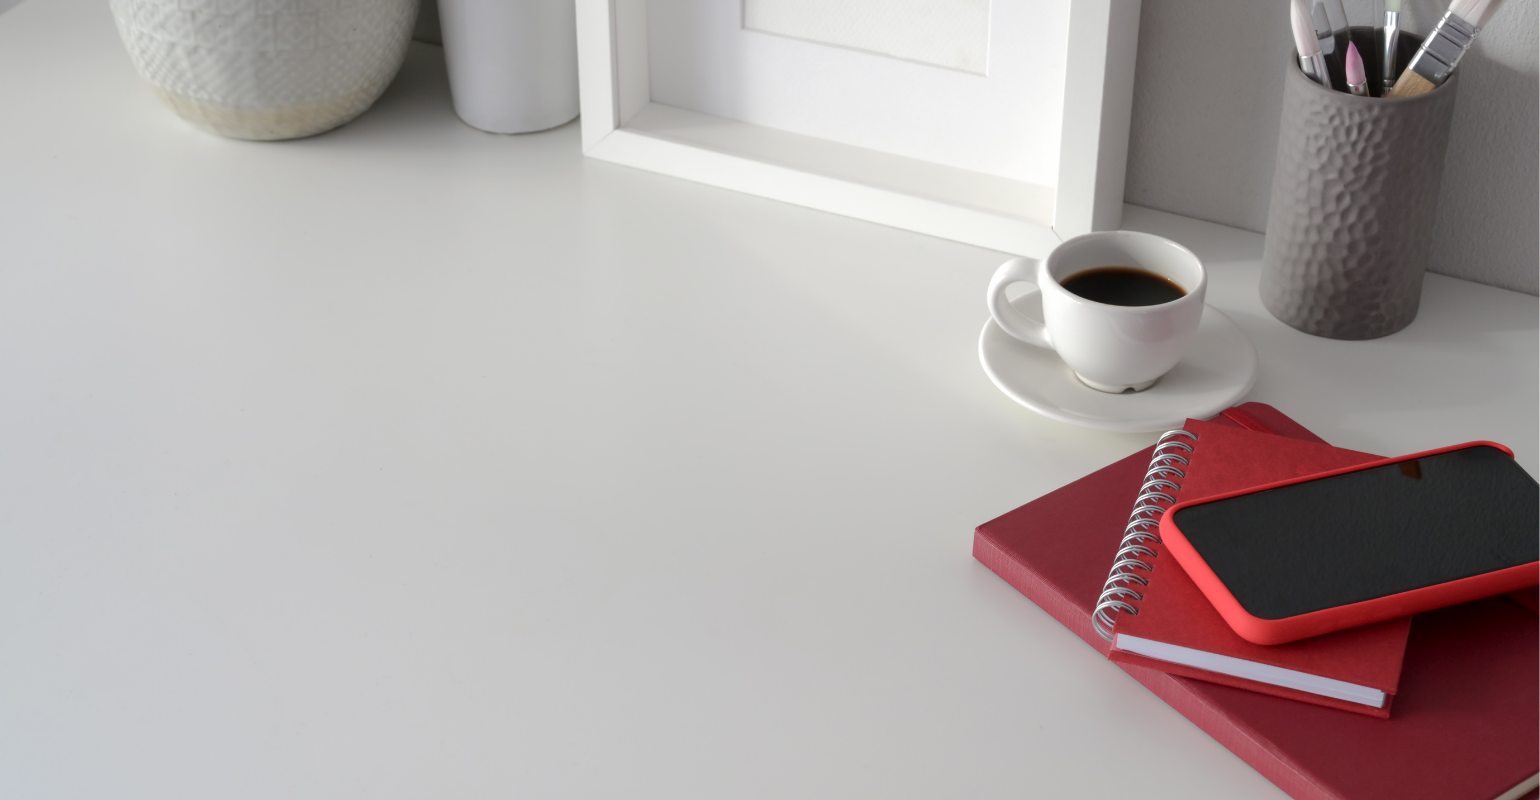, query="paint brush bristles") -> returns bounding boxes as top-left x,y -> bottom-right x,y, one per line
1346,42 -> 1370,95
